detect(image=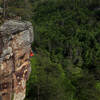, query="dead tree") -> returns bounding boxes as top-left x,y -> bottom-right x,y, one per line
3,0 -> 7,18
